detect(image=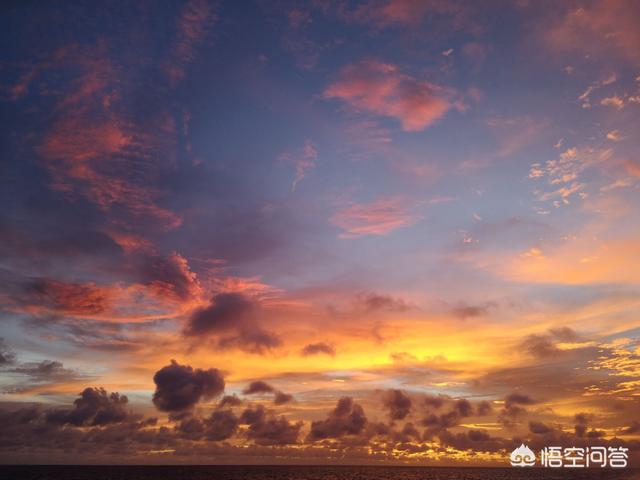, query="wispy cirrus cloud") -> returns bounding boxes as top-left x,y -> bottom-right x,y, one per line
330,197 -> 421,238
